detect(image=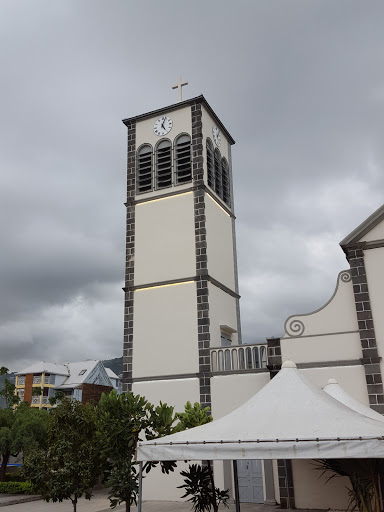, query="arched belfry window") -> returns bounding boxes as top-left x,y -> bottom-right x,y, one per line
221,158 -> 231,206
175,134 -> 192,184
137,144 -> 153,194
214,148 -> 222,198
206,138 -> 214,189
156,139 -> 172,189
